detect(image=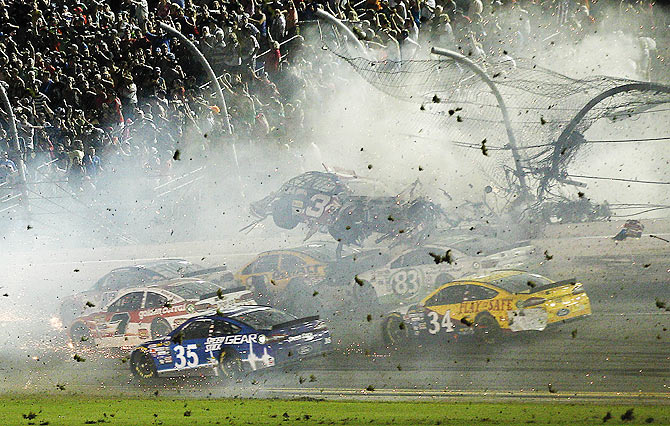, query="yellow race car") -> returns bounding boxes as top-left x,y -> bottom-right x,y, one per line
235,246 -> 330,293
382,270 -> 591,345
